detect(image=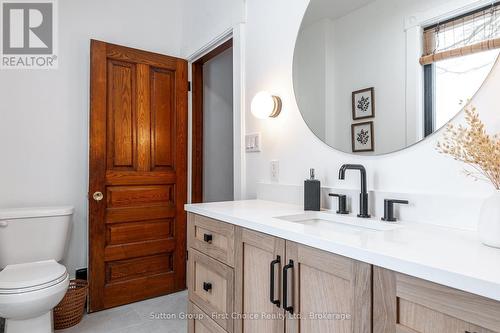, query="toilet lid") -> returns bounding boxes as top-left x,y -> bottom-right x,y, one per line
0,260 -> 67,293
